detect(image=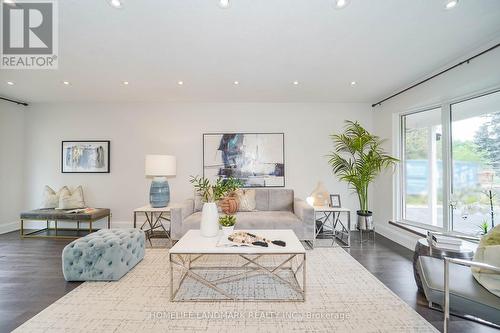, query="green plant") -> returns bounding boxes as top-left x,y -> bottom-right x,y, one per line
190,176 -> 242,203
219,215 -> 236,227
328,121 -> 398,213
478,219 -> 489,235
